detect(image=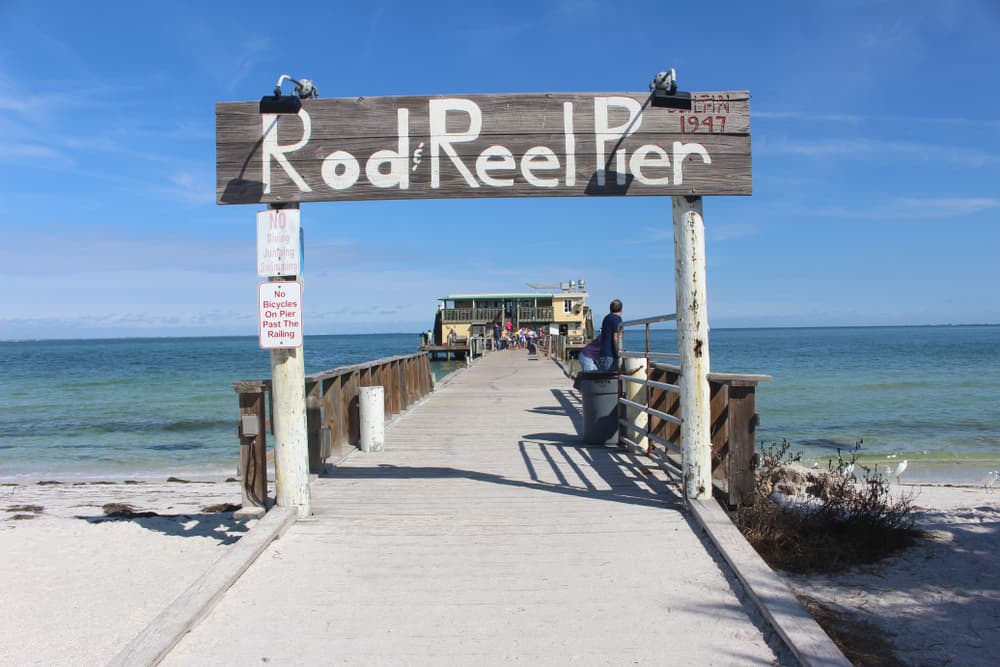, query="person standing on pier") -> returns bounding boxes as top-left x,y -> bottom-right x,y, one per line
580,334 -> 601,371
598,299 -> 623,371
